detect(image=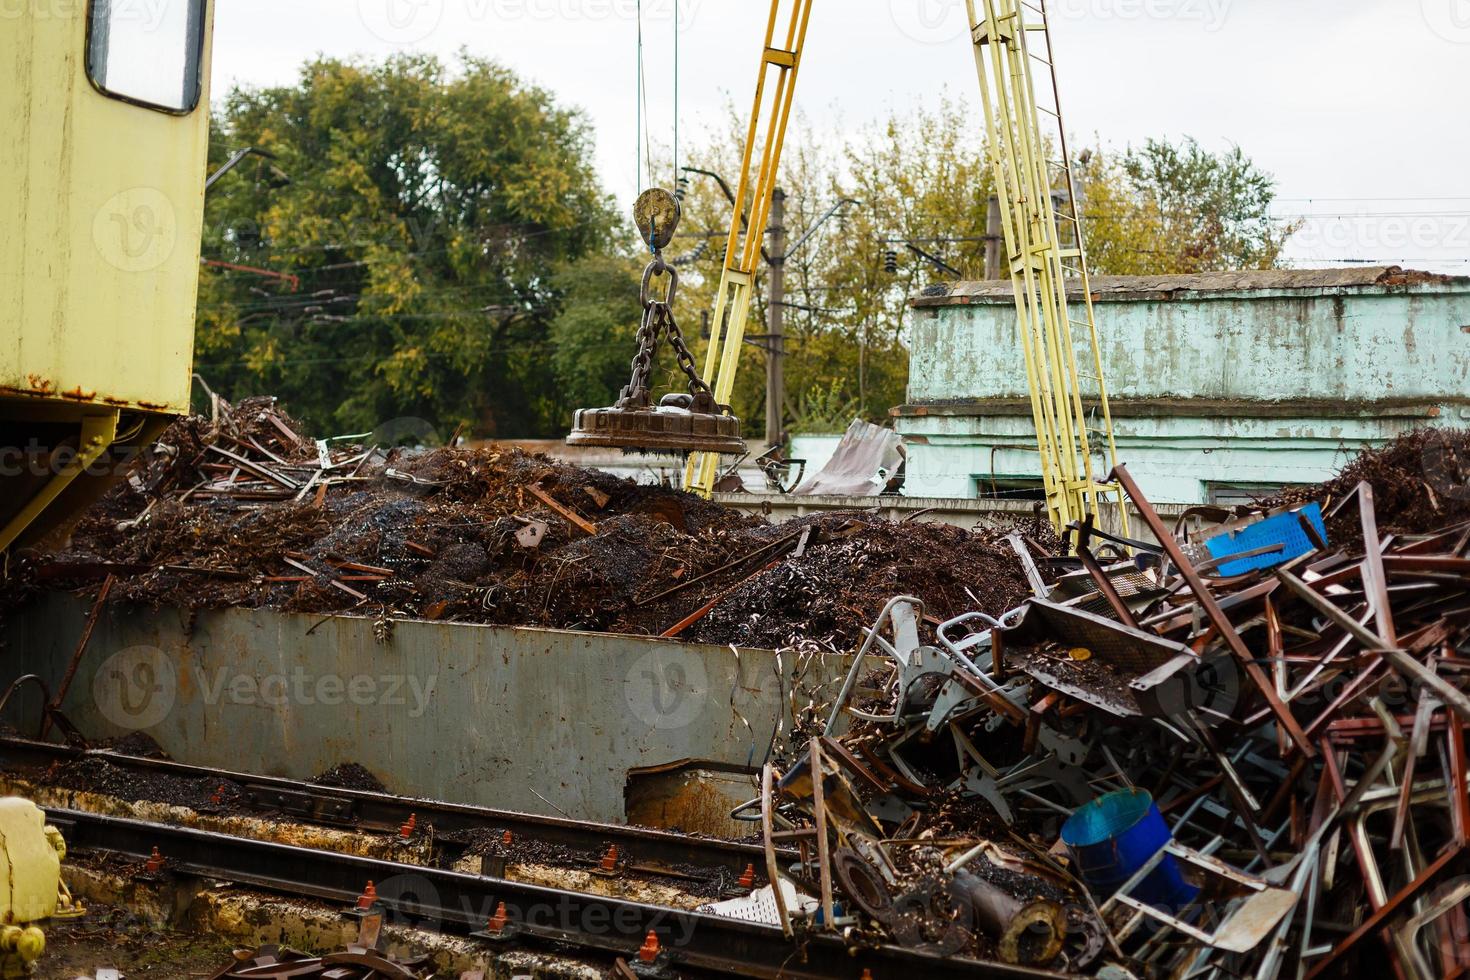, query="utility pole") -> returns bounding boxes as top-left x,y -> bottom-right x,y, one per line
765,188 -> 786,450
984,195 -> 1003,280
681,170 -> 854,456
